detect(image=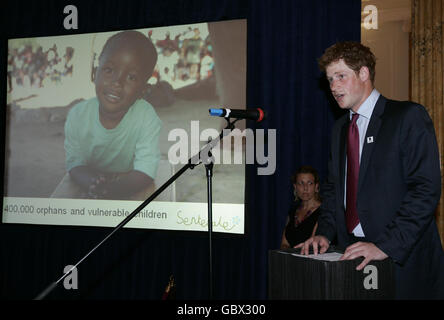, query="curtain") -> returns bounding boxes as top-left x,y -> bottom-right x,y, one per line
411,0 -> 444,246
